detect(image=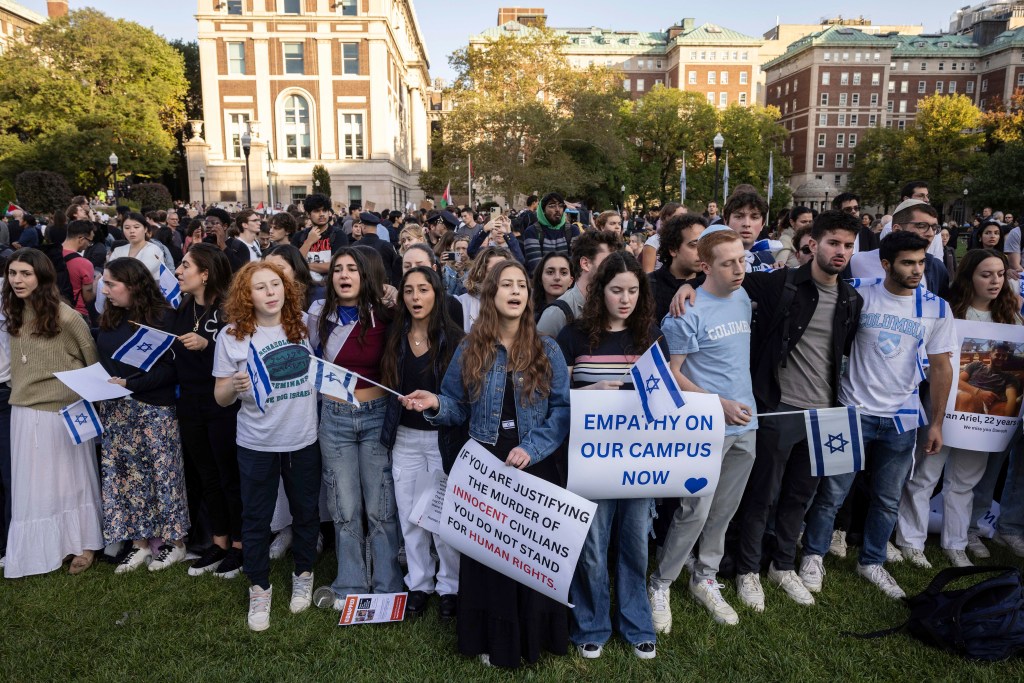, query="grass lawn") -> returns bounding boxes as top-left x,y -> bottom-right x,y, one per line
1,542 -> 1023,682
